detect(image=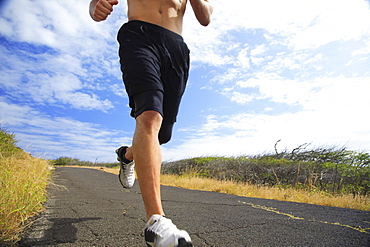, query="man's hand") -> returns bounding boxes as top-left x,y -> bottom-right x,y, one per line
89,0 -> 119,22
